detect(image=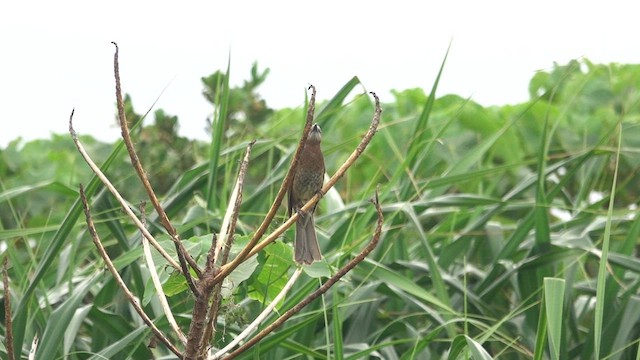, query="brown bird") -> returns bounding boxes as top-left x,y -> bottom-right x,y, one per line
288,123 -> 325,264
